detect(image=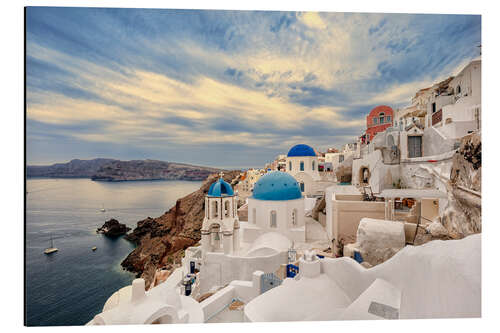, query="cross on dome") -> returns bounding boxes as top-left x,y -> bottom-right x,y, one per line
219,171 -> 224,179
